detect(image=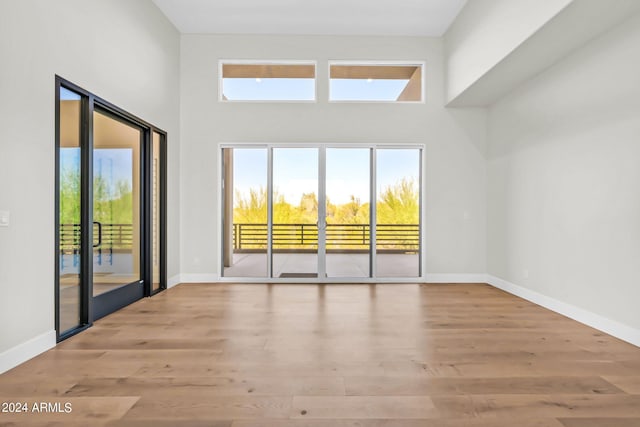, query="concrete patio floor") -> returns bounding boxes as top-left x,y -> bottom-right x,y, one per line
223,252 -> 420,279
